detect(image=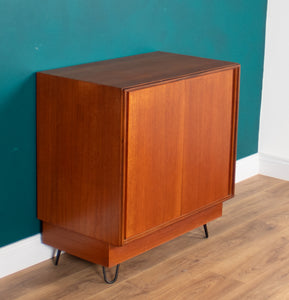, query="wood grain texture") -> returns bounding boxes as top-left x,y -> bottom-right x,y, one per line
228,67 -> 240,195
37,52 -> 240,272
125,82 -> 185,238
40,51 -> 239,89
37,74 -> 124,245
42,222 -> 109,267
181,70 -> 235,214
110,203 -> 222,266
2,176 -> 289,300
42,204 -> 221,267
